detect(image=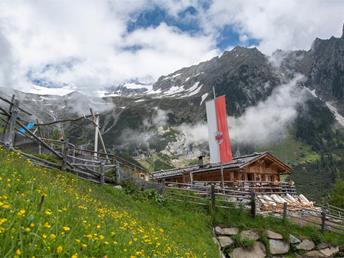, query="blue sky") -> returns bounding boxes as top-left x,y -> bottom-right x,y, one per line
126,5 -> 260,51
0,0 -> 343,93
